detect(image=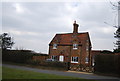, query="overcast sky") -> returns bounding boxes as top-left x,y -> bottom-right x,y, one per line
1,0 -> 119,53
